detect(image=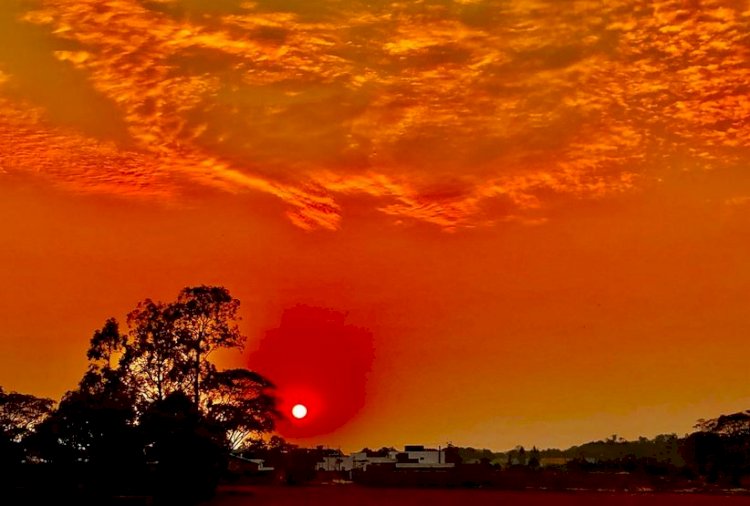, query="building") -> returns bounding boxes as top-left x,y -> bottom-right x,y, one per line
227,454 -> 275,482
316,452 -> 355,472
393,445 -> 453,468
316,445 -> 454,473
